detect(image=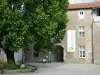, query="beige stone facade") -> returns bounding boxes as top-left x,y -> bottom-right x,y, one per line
93,22 -> 100,64
63,9 -> 93,64
63,7 -> 100,64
